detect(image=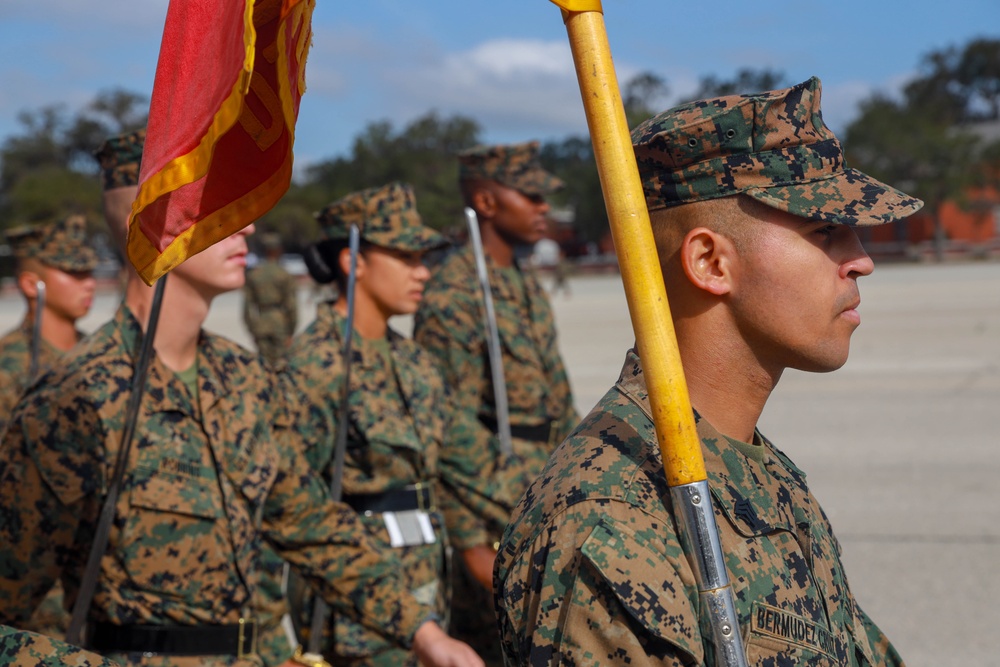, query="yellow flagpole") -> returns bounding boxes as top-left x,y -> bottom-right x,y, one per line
552,2 -> 703,486
549,3 -> 748,663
